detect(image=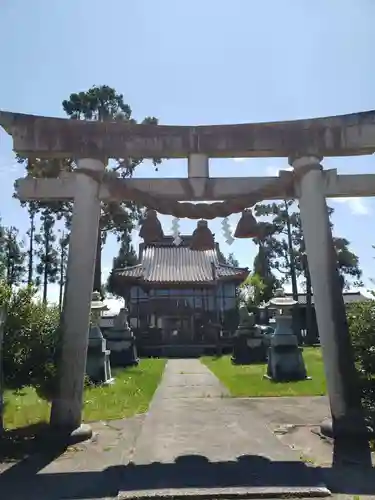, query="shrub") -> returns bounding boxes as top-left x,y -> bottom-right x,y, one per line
347,300 -> 375,415
0,282 -> 60,396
